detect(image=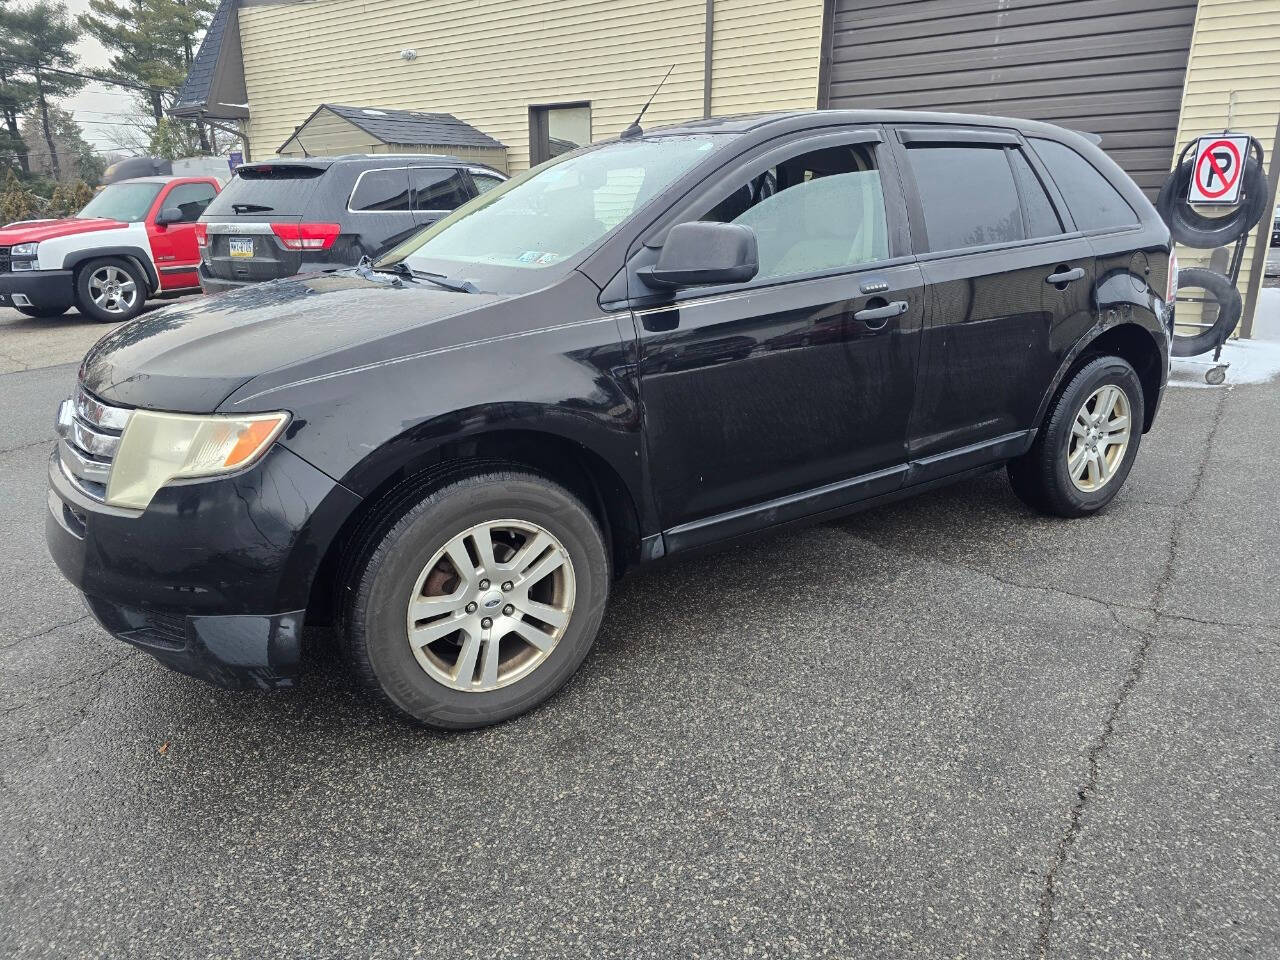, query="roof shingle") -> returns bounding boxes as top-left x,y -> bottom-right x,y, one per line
324,104 -> 506,149
172,0 -> 235,113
